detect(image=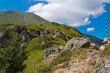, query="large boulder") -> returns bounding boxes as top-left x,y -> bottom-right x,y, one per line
64,37 -> 90,51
